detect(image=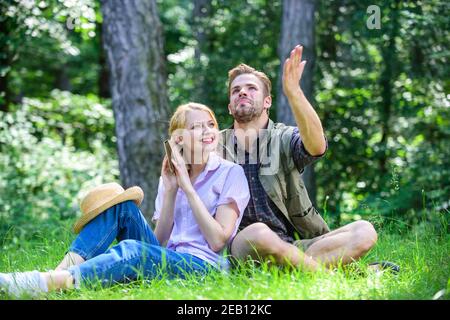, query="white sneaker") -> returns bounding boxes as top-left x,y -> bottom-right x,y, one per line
0,270 -> 48,299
